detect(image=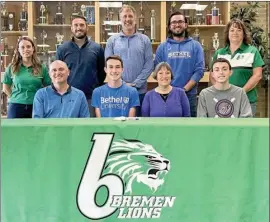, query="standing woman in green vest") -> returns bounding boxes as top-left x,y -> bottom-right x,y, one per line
2,36 -> 51,118
212,18 -> 264,117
